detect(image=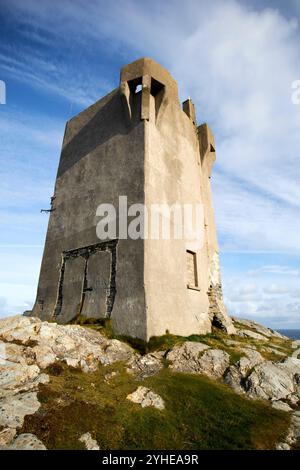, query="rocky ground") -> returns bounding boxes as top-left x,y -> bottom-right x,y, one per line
0,314 -> 299,450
